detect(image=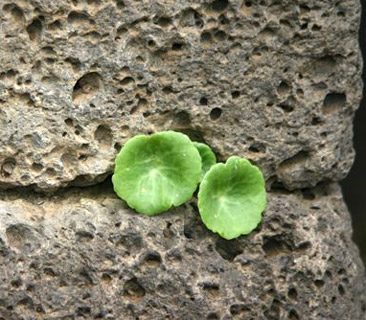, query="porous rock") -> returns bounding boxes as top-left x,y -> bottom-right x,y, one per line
0,0 -> 362,190
0,0 -> 365,319
0,182 -> 364,319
